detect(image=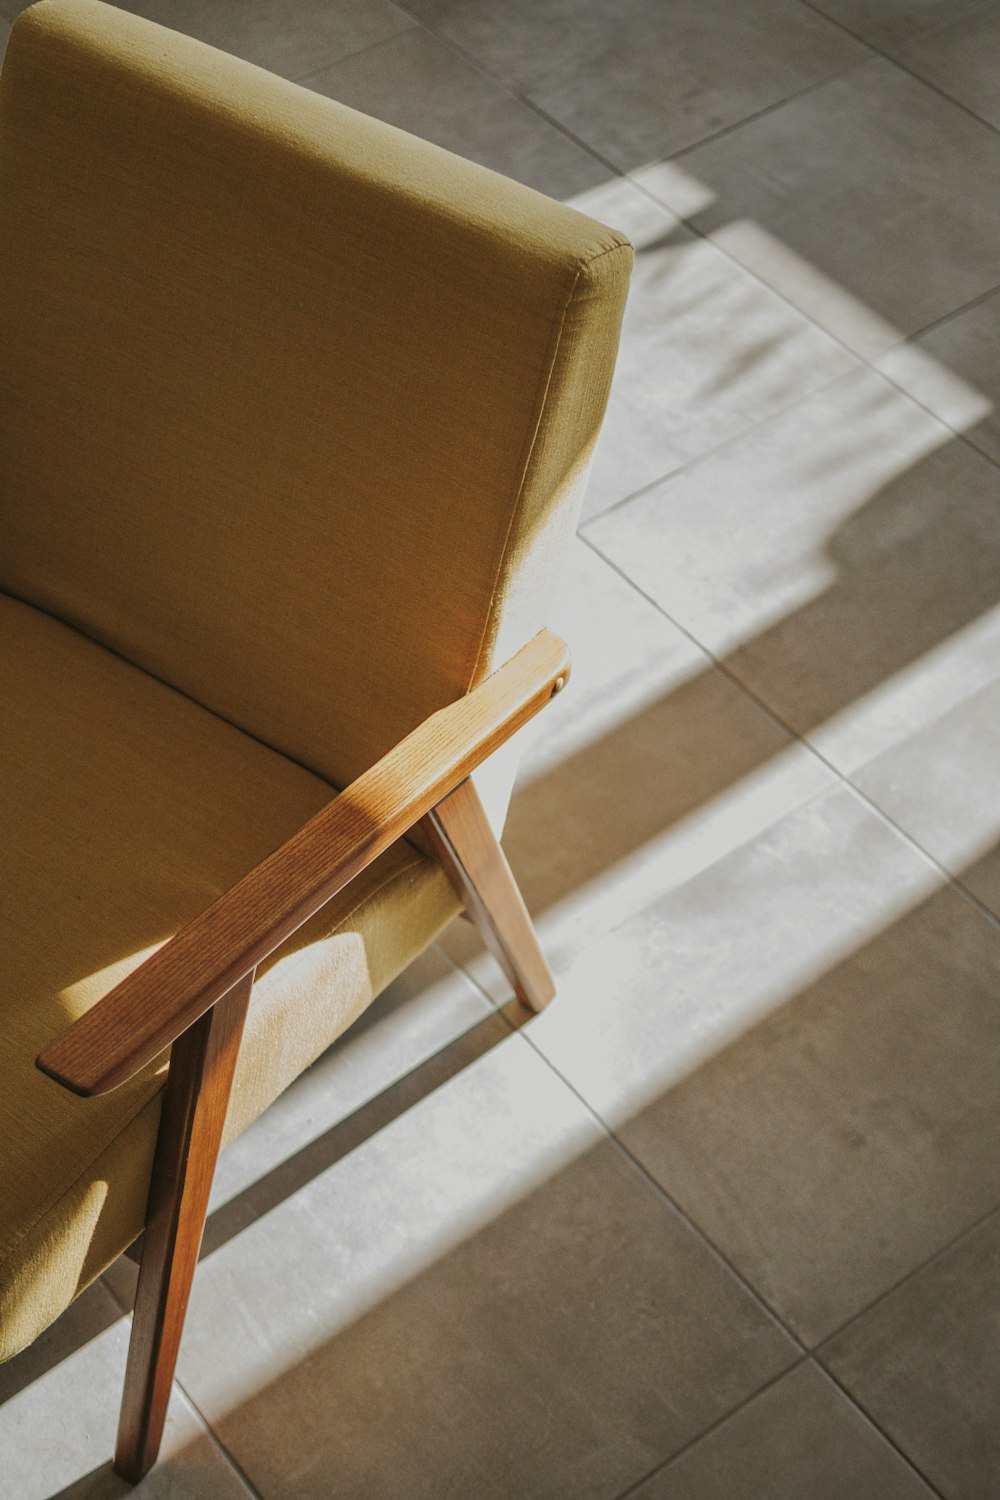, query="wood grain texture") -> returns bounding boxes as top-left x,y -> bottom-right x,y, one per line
36,629 -> 569,1097
114,970 -> 254,1483
421,778 -> 555,1011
